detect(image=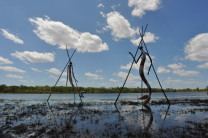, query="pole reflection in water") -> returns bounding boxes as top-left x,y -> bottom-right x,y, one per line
140,104 -> 153,136
114,102 -> 171,137
160,104 -> 171,135
114,103 -> 153,136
